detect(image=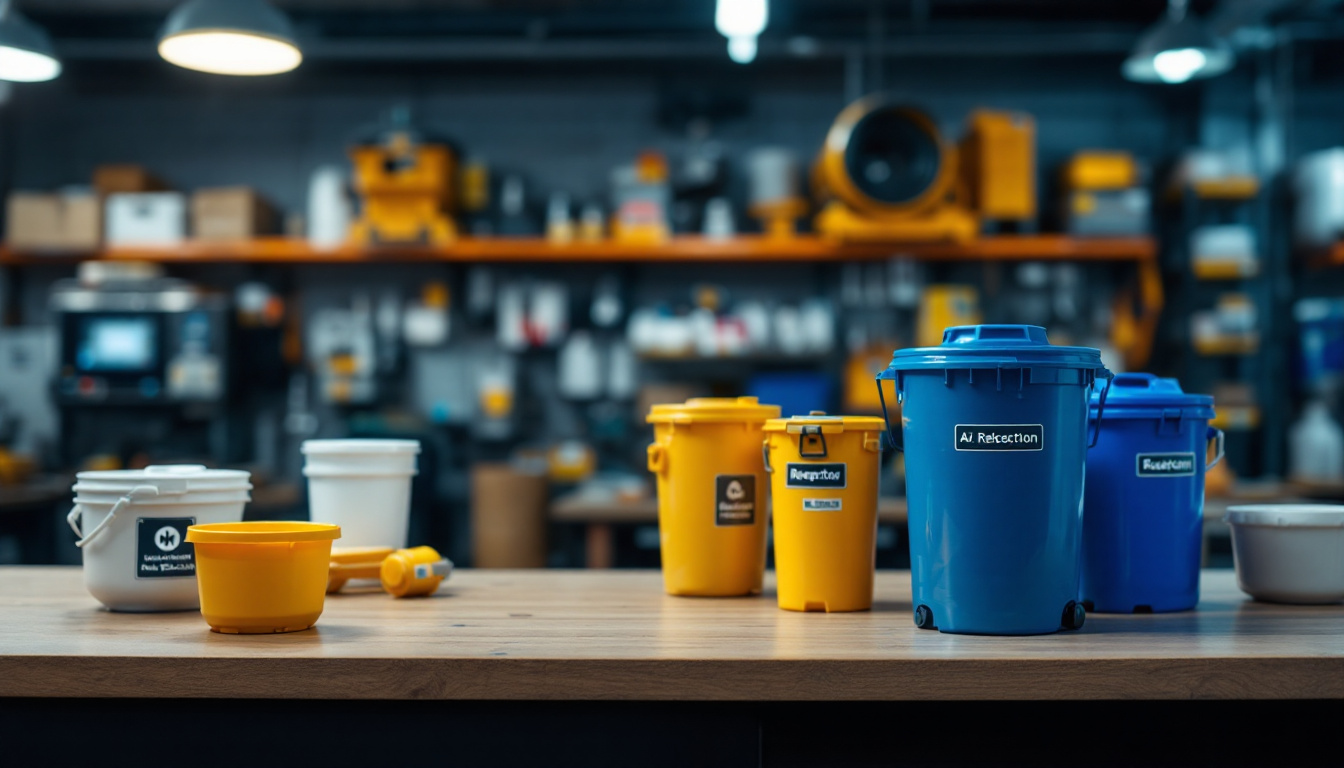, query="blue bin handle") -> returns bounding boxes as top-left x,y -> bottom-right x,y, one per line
1087,369 -> 1115,450
876,373 -> 903,453
1206,426 -> 1225,469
